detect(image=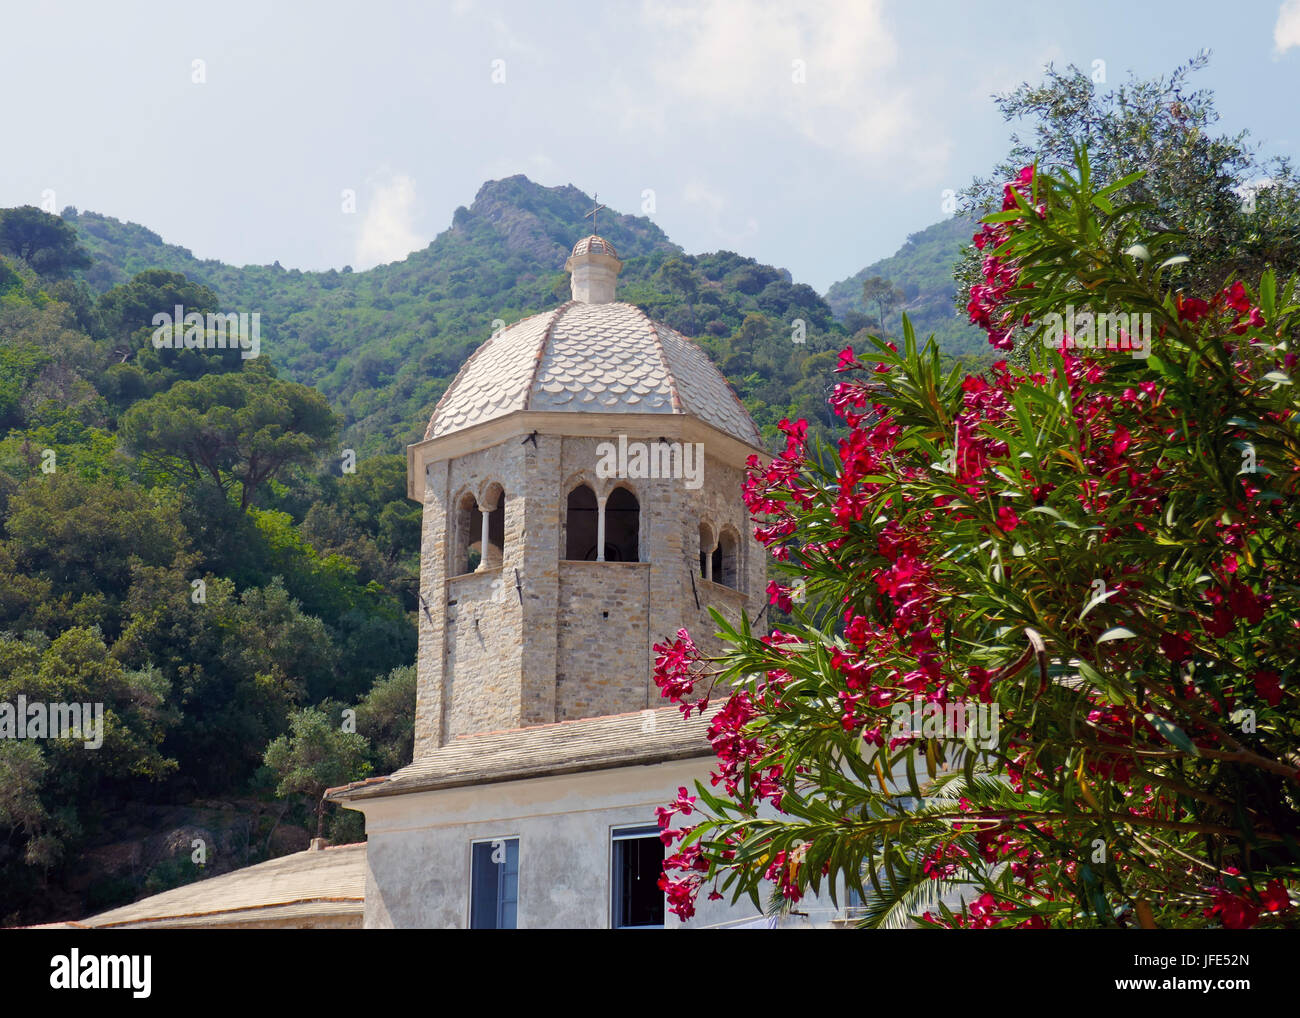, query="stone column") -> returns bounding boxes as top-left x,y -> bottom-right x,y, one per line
596,495 -> 607,561
476,504 -> 490,571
